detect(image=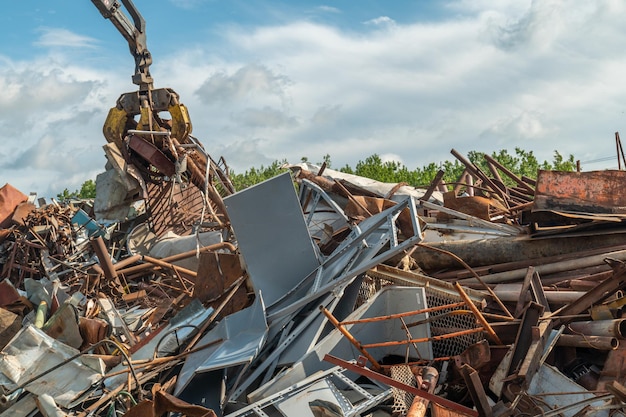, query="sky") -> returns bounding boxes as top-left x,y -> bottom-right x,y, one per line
1,0 -> 626,198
